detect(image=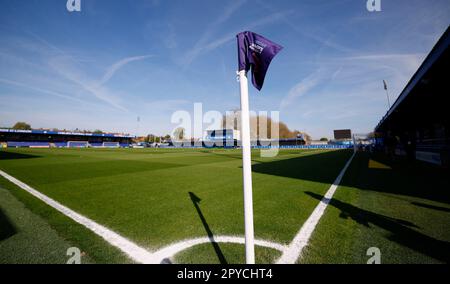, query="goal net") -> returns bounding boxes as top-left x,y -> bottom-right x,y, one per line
102,142 -> 120,148
67,141 -> 89,148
